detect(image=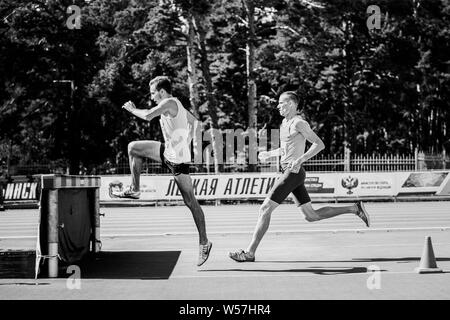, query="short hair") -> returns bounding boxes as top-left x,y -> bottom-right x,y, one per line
149,76 -> 172,94
281,91 -> 299,106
